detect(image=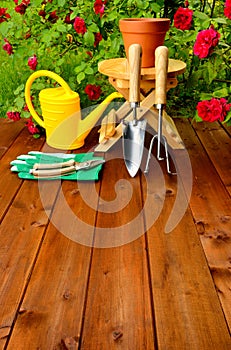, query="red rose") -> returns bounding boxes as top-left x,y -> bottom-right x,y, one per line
26,117 -> 40,135
0,8 -> 11,23
174,7 -> 193,30
38,10 -> 46,18
48,10 -> 58,23
84,84 -> 102,100
86,51 -> 93,58
193,27 -> 220,59
28,54 -> 38,70
73,17 -> 87,35
224,0 -> 231,19
15,4 -> 27,15
94,32 -> 103,47
94,0 -> 105,17
196,98 -> 231,122
64,12 -> 74,24
3,38 -> 13,55
7,111 -> 21,121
